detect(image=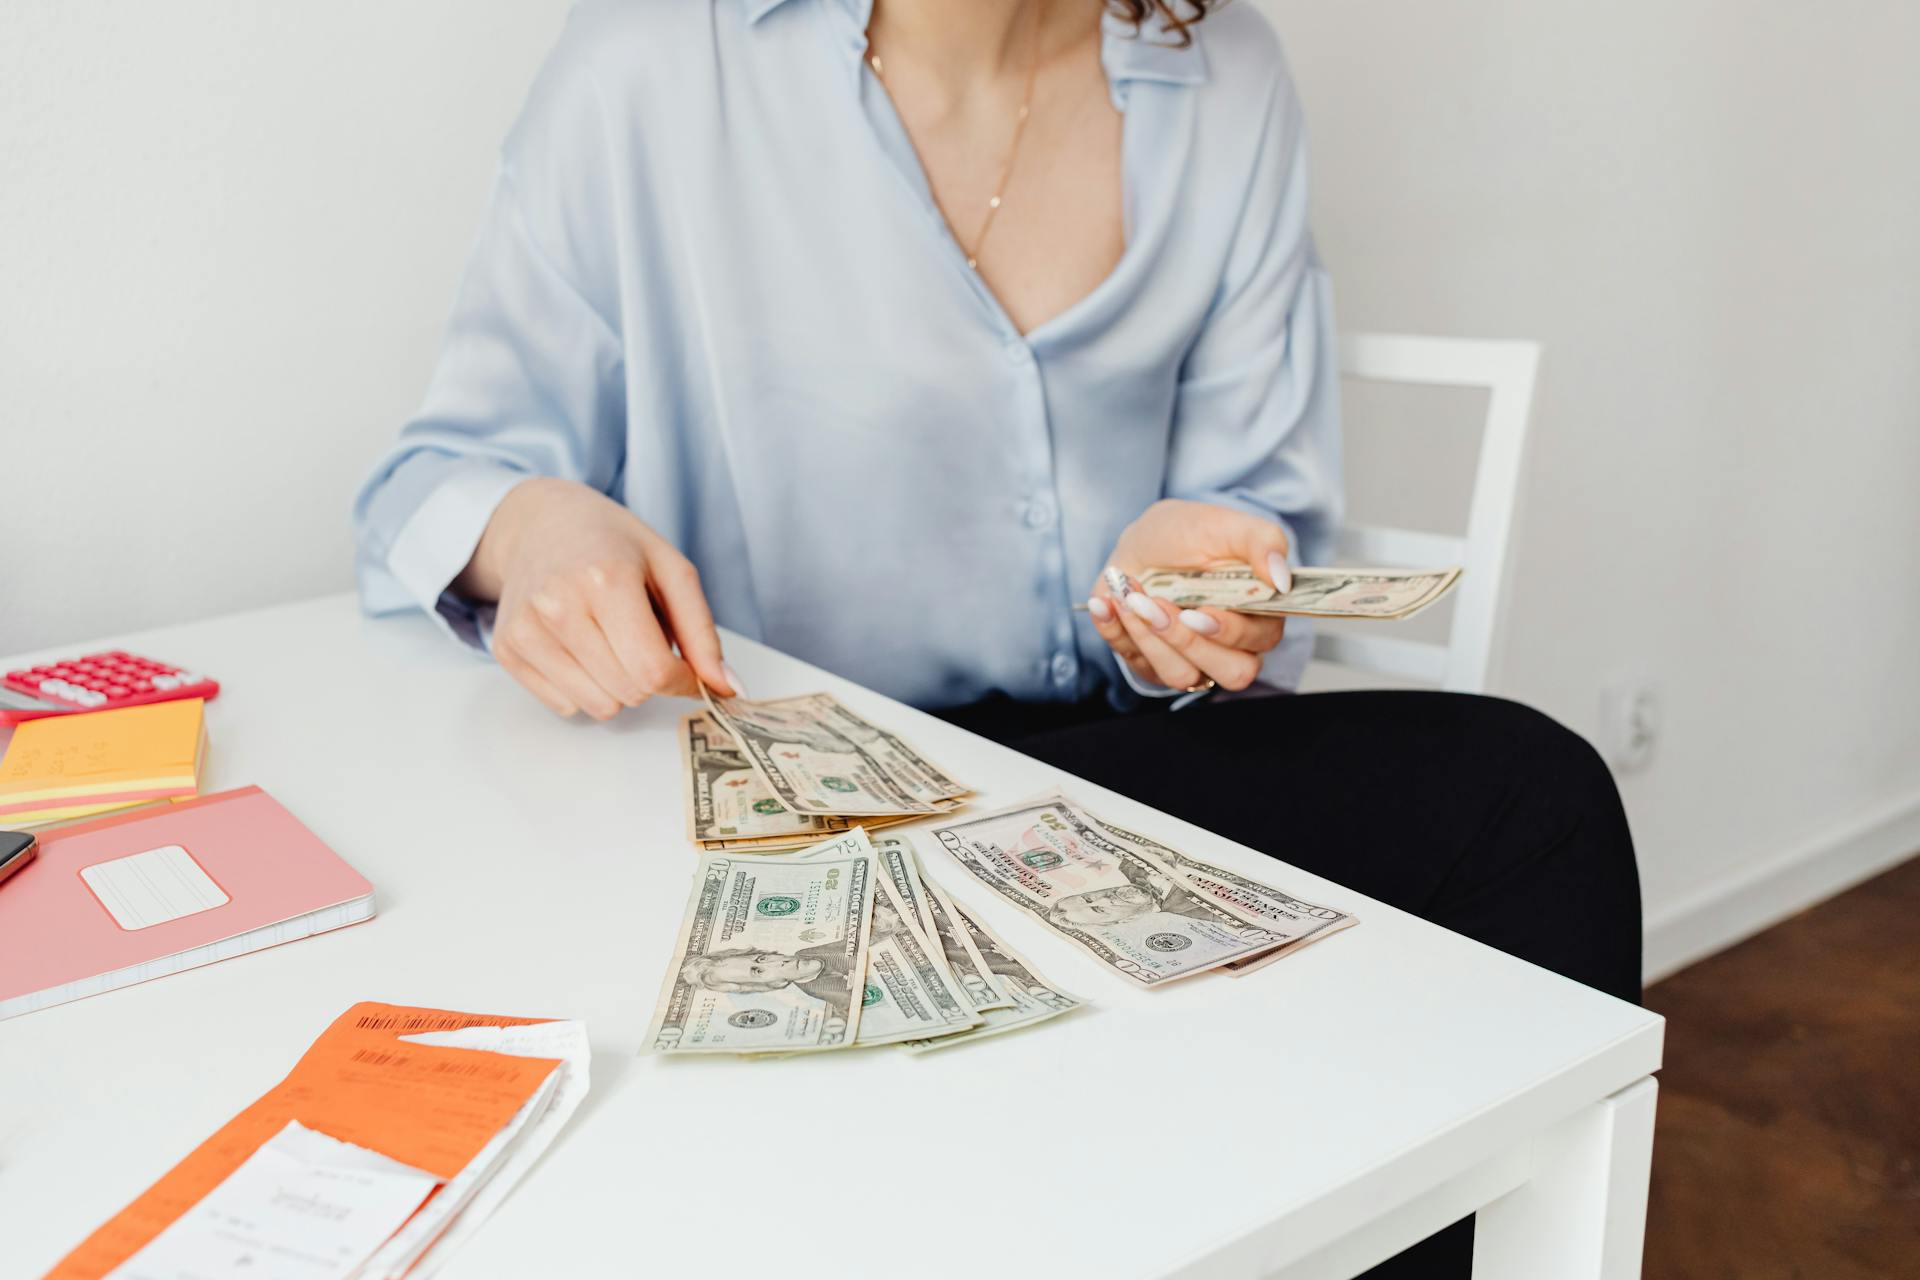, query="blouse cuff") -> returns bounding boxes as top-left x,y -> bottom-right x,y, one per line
385,459 -> 531,653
